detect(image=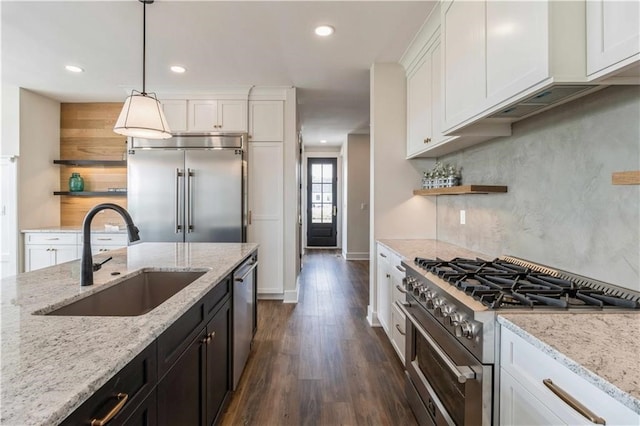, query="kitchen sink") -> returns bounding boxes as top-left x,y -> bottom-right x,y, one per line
45,270 -> 207,316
